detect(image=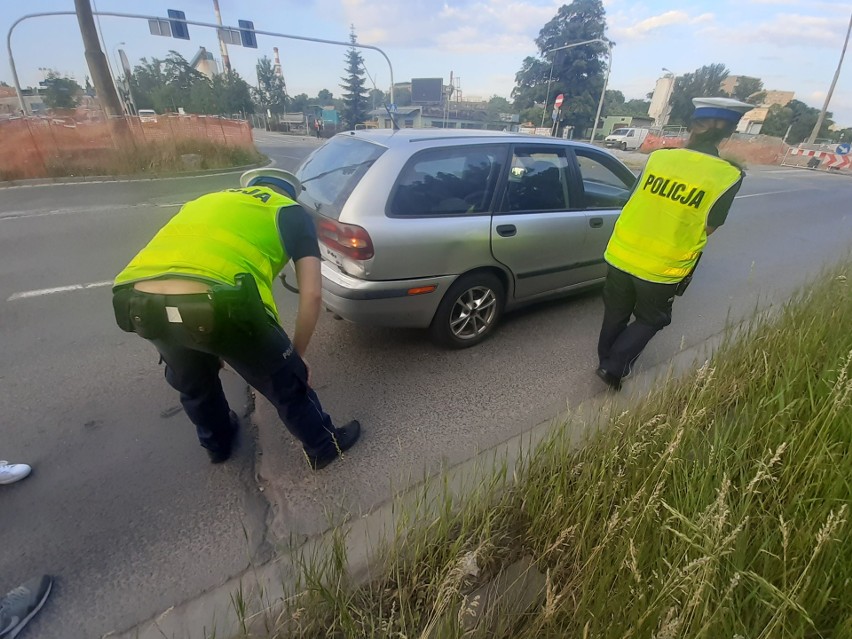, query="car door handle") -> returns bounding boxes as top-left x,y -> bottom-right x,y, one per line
589,217 -> 603,228
496,224 -> 517,237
